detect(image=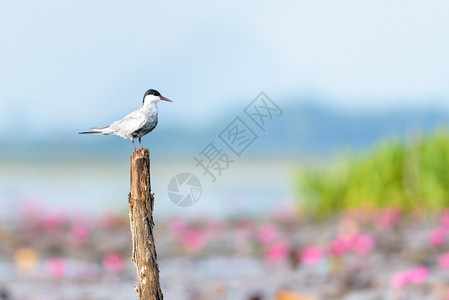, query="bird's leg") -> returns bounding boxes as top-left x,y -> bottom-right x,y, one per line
132,139 -> 137,152
139,137 -> 143,149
